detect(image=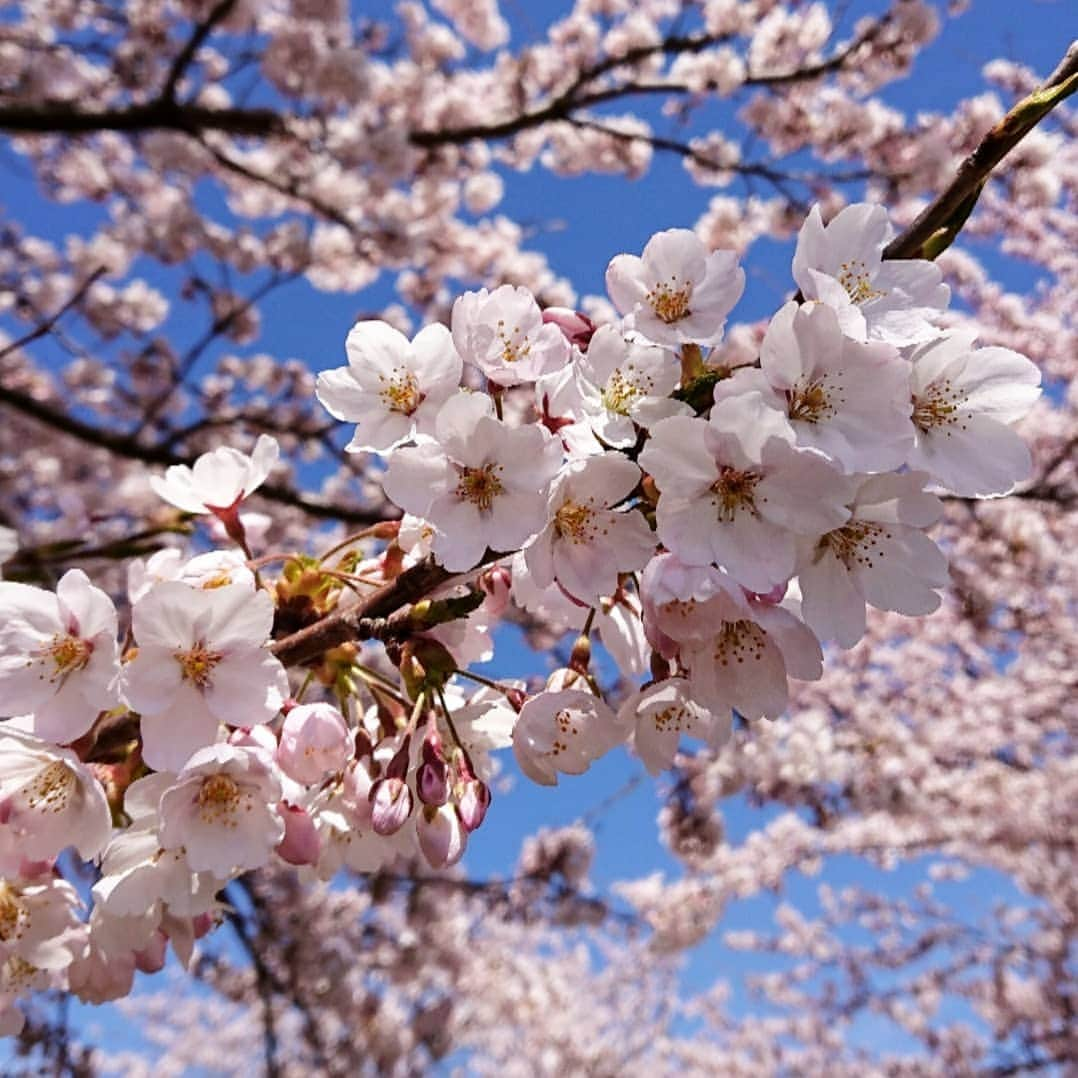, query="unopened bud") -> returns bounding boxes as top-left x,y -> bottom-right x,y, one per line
457,778 -> 491,832
134,931 -> 168,975
542,306 -> 596,349
276,803 -> 321,866
569,633 -> 592,675
372,520 -> 401,540
369,777 -> 413,835
417,804 -> 467,869
417,736 -> 449,805
385,734 -> 412,780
